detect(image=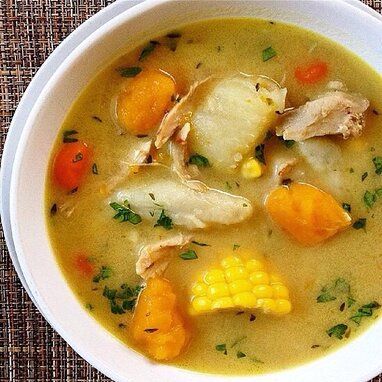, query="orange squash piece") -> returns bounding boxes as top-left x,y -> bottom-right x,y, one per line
265,182 -> 351,246
130,277 -> 190,361
117,70 -> 176,135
